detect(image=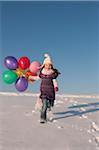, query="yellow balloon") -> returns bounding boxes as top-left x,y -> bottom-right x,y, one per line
15,68 -> 25,77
